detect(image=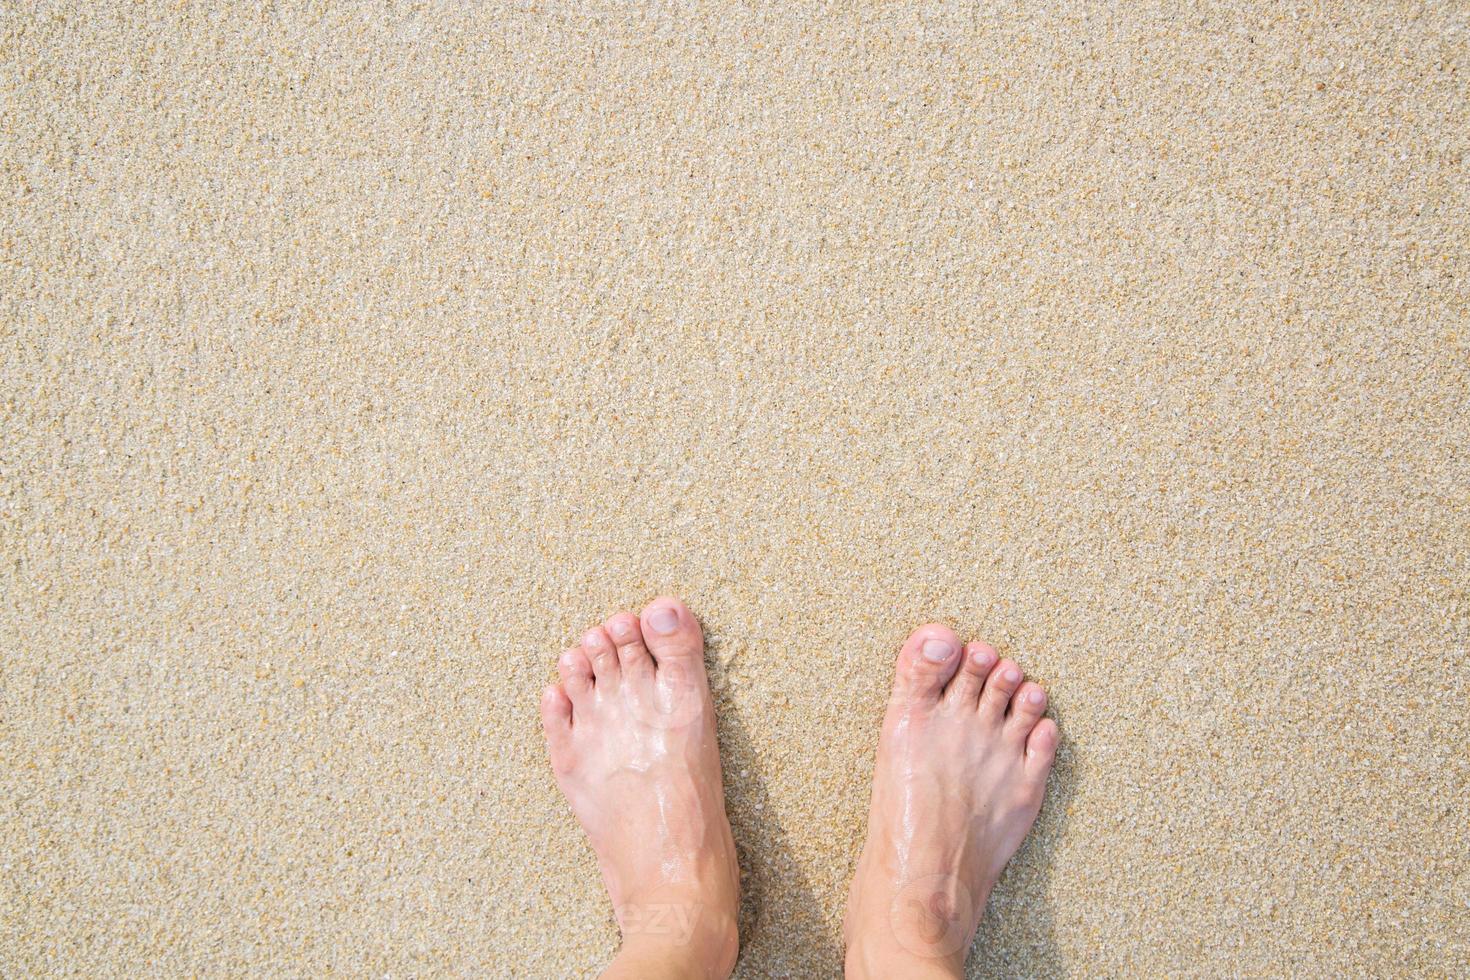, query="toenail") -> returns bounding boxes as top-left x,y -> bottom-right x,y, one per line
972,648 -> 995,668
922,639 -> 955,662
1004,668 -> 1021,684
583,629 -> 604,649
1027,689 -> 1045,705
609,619 -> 635,641
648,607 -> 679,635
